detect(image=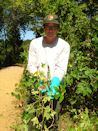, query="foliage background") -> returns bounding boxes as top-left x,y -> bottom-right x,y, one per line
0,0 -> 98,130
